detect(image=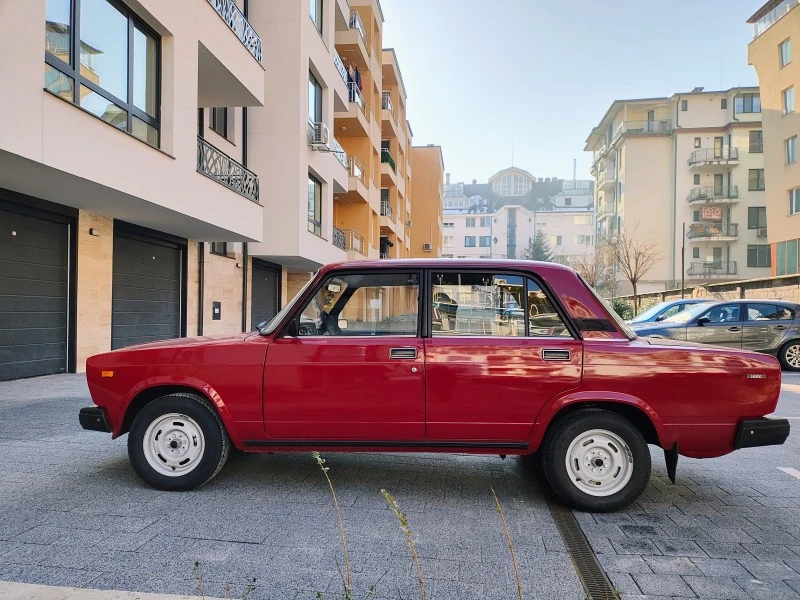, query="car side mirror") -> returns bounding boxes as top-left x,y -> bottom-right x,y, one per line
696,316 -> 710,326
654,315 -> 666,322
285,318 -> 299,337
338,318 -> 348,330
